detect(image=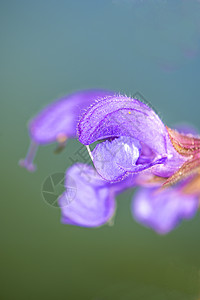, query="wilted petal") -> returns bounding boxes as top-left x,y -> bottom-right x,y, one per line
156,124 -> 200,179
132,186 -> 198,234
19,89 -> 114,171
59,163 -> 116,227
